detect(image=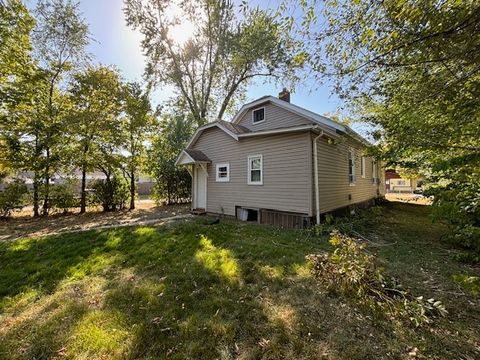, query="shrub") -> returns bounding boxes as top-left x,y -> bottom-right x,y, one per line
0,180 -> 28,219
428,177 -> 480,262
307,231 -> 447,327
452,274 -> 480,297
90,175 -> 130,211
50,184 -> 78,213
